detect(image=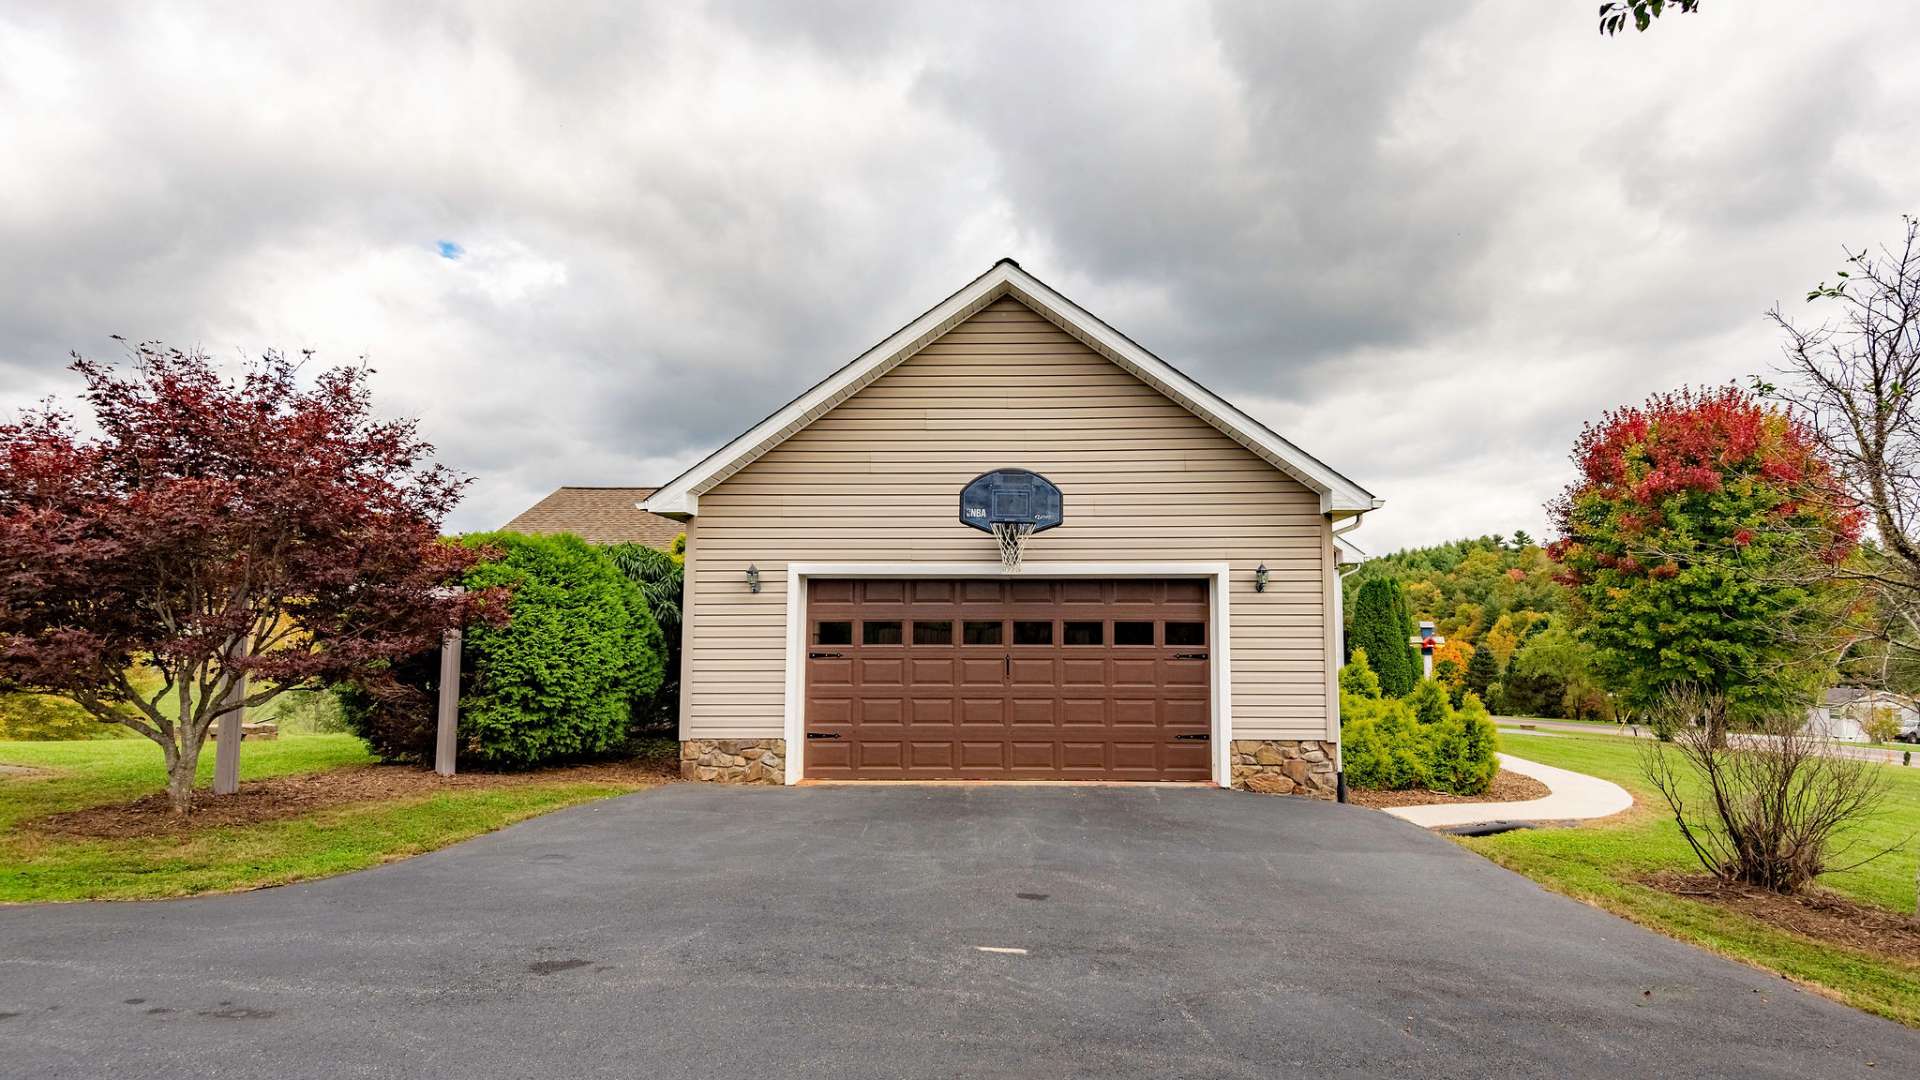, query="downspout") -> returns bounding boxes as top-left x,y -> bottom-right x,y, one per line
1331,513 -> 1368,804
